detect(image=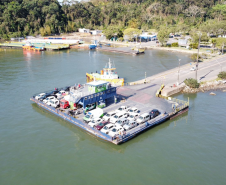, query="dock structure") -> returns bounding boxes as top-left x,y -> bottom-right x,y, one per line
97,46 -> 144,55
0,42 -> 70,50
31,82 -> 189,145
